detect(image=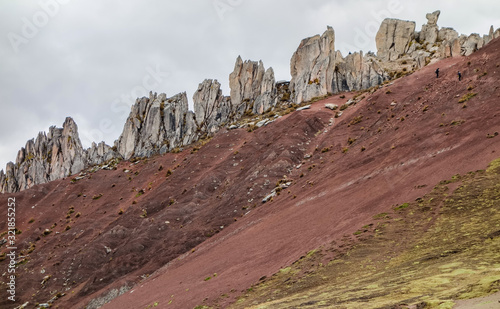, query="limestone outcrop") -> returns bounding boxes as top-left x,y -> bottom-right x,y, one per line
376,19 -> 416,61
87,142 -> 118,166
289,26 -> 336,103
116,91 -> 197,160
290,26 -> 388,103
291,11 -> 499,103
0,117 -> 118,193
418,10 -> 441,44
410,10 -> 498,58
193,79 -> 233,133
229,56 -> 277,115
